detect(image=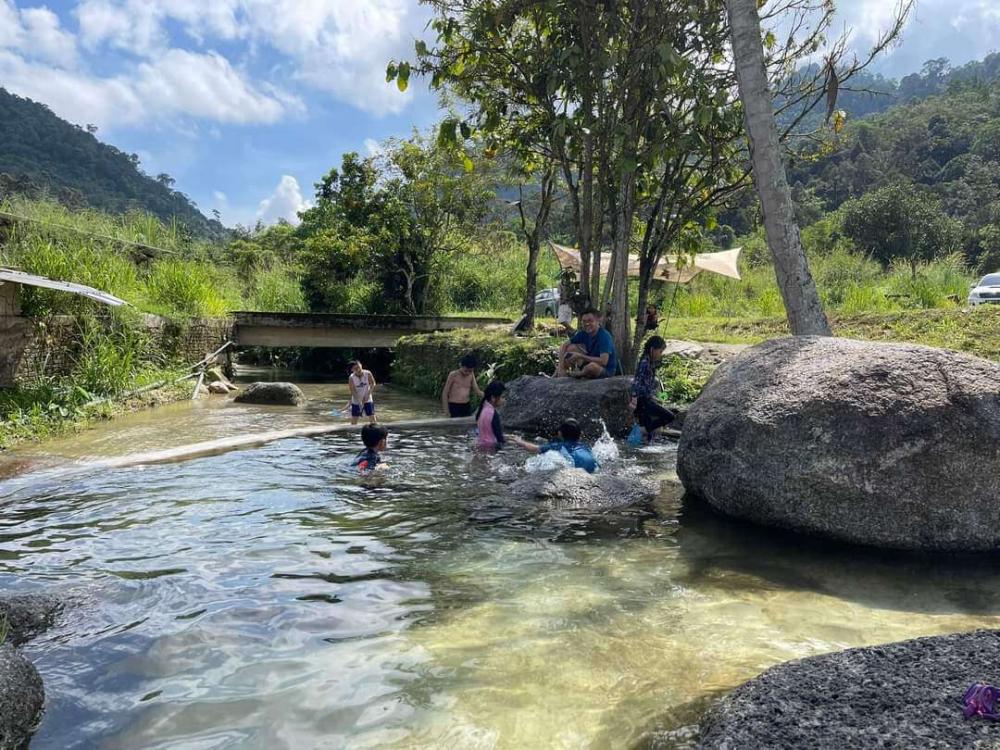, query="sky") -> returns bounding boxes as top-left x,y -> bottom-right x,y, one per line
0,0 -> 997,228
